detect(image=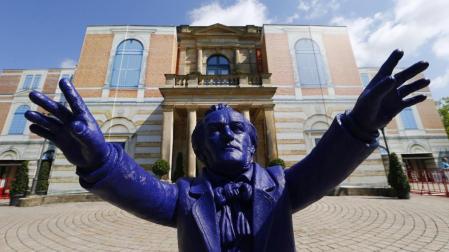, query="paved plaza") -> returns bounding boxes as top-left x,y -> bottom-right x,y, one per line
1,195 -> 448,251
